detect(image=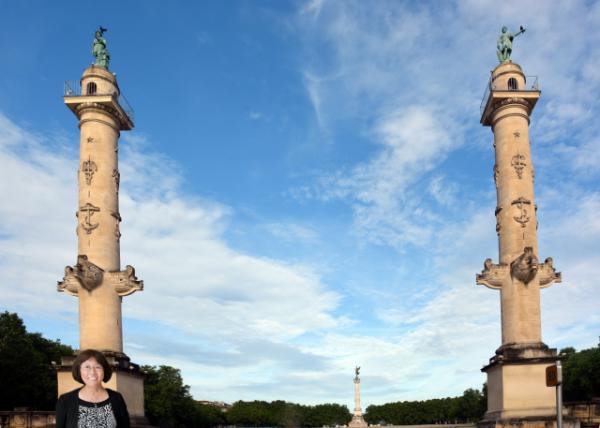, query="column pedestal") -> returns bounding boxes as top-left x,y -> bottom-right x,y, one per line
478,344 -> 579,428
